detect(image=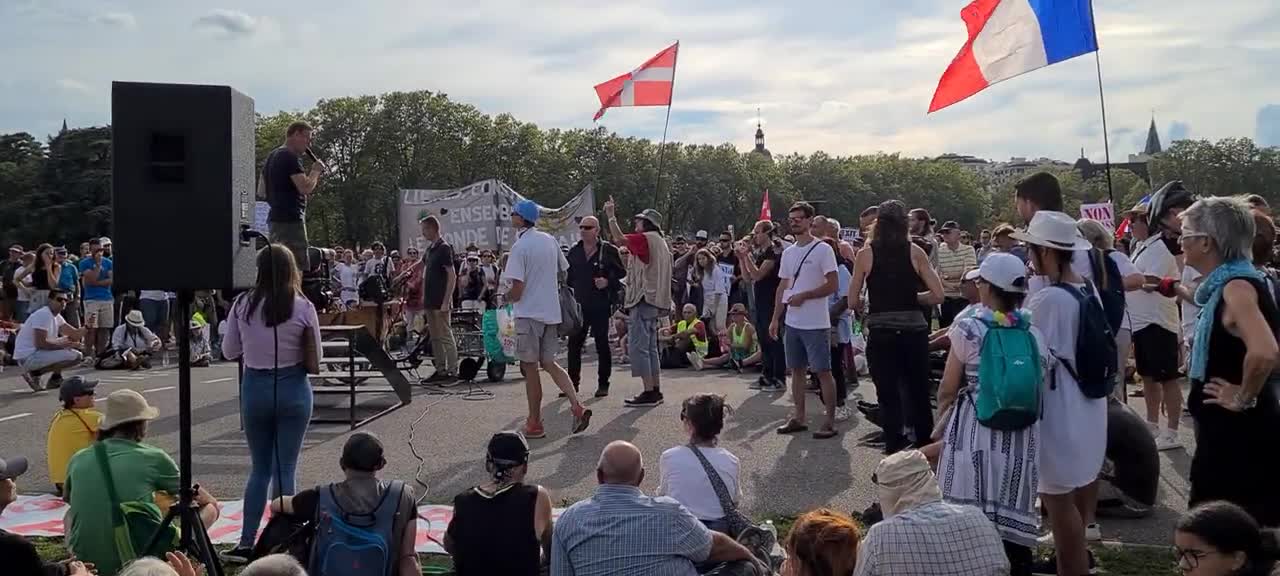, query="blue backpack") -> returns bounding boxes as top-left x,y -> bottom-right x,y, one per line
309,480 -> 406,576
1051,284 -> 1118,399
975,316 -> 1043,430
